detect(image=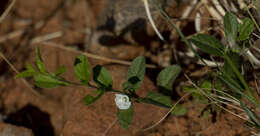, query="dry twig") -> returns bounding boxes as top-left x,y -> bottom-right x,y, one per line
0,0 -> 16,23
137,92 -> 190,132
40,41 -> 157,68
